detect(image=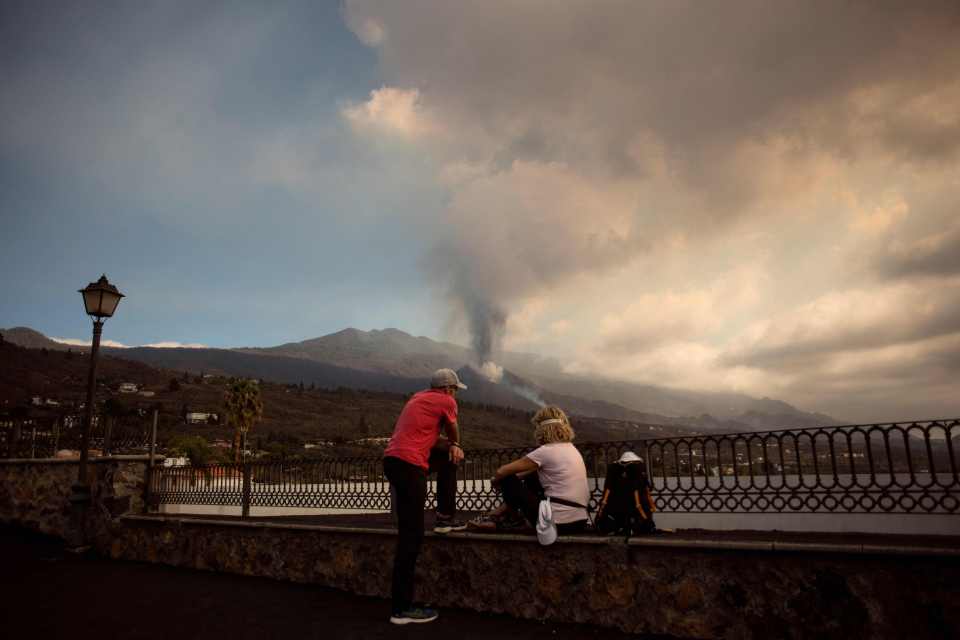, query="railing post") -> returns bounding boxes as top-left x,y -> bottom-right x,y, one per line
53,417 -> 61,457
30,427 -> 36,459
143,409 -> 159,514
103,415 -> 113,456
12,421 -> 22,458
241,462 -> 251,518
